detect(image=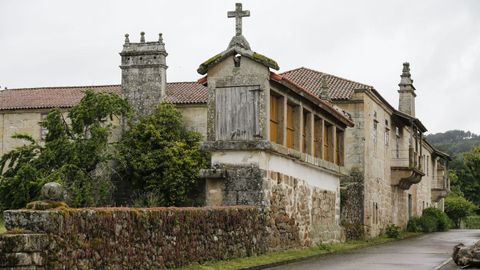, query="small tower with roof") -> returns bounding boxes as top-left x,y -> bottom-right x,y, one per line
120,32 -> 168,116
